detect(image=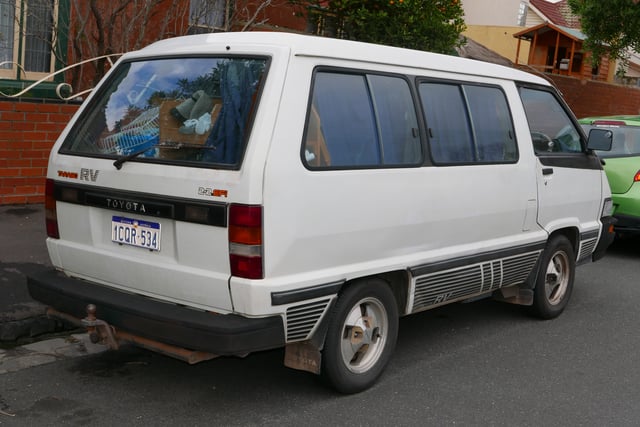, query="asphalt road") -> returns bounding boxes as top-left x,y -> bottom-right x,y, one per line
1,239 -> 639,426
